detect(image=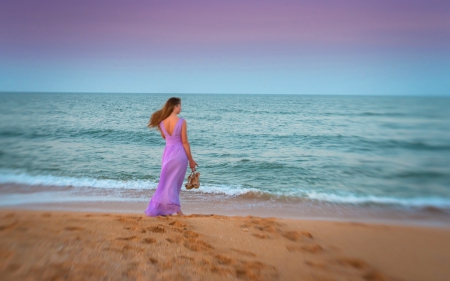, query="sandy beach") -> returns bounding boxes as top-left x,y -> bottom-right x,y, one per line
1,209 -> 449,281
